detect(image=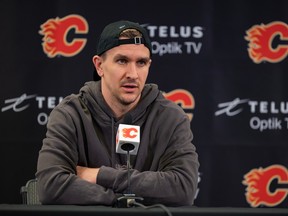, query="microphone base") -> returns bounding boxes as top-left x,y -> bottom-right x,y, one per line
115,194 -> 144,208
